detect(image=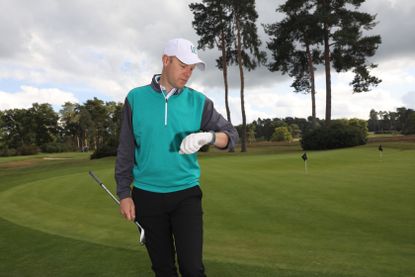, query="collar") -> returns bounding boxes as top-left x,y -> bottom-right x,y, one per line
151,74 -> 183,95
